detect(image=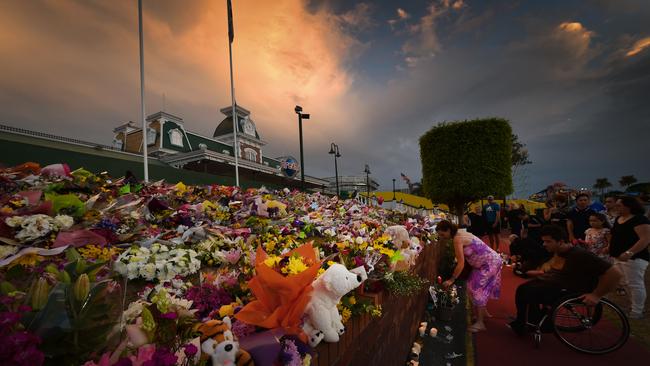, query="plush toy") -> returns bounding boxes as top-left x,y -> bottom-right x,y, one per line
386,225 -> 422,270
385,225 -> 411,249
196,317 -> 253,366
302,264 -> 367,346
